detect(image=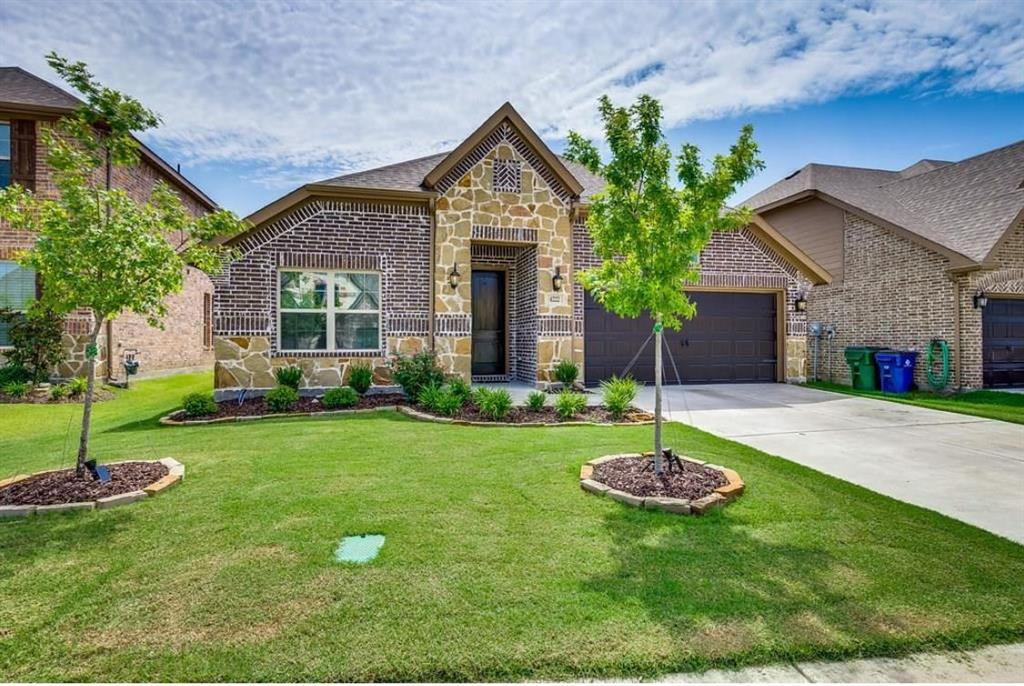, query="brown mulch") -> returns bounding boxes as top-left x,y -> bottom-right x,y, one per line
593,455 -> 728,499
0,388 -> 114,404
427,404 -> 653,425
170,392 -> 408,421
0,461 -> 168,506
